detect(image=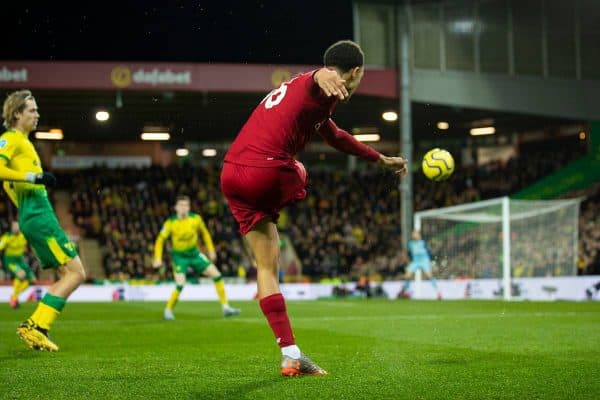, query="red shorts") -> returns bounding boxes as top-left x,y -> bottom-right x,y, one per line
220,160 -> 307,235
